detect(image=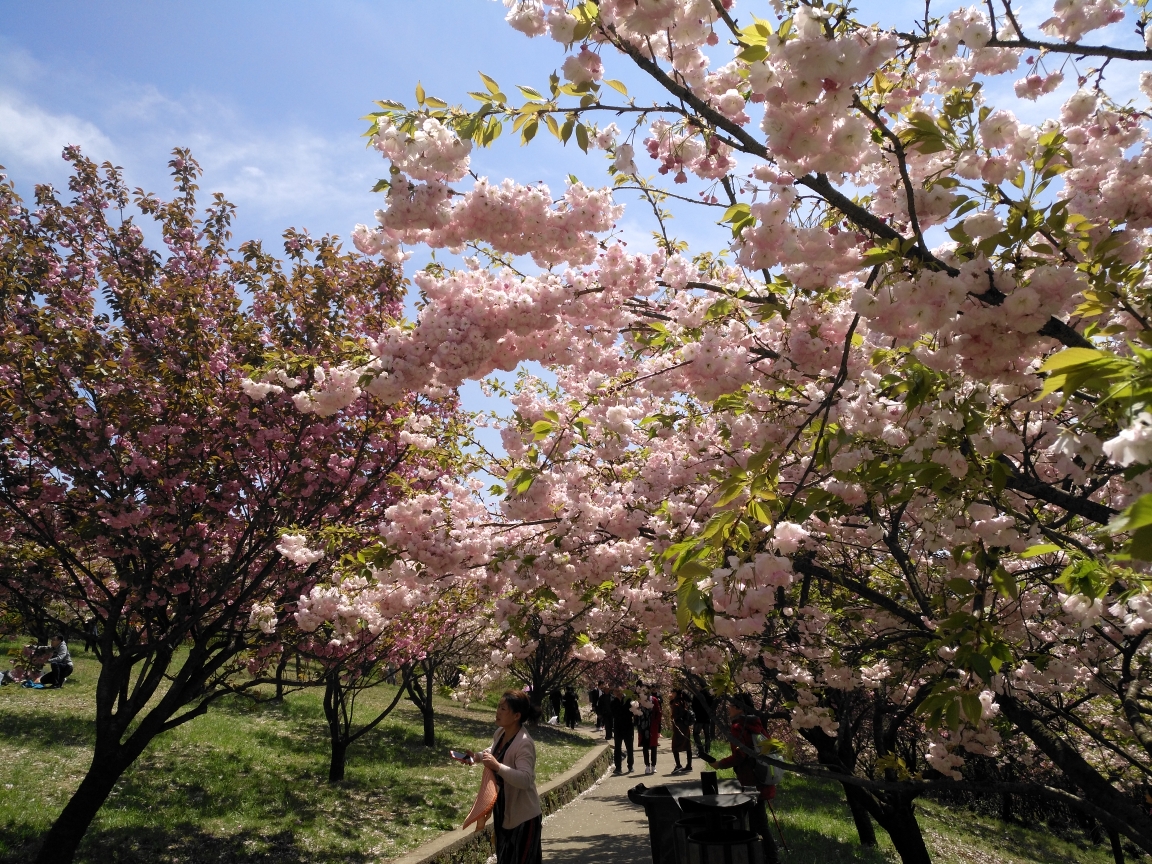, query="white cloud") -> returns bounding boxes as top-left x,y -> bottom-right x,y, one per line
0,90 -> 115,168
